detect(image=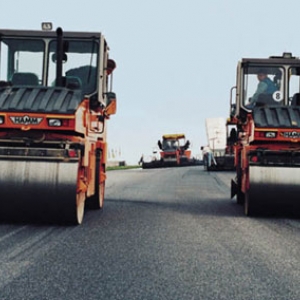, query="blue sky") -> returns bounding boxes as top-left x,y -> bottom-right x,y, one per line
3,0 -> 300,164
